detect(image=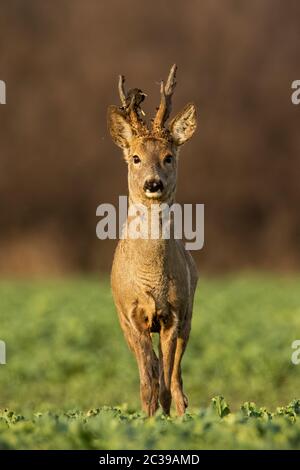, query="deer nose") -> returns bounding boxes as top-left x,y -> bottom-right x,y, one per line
143,179 -> 164,193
